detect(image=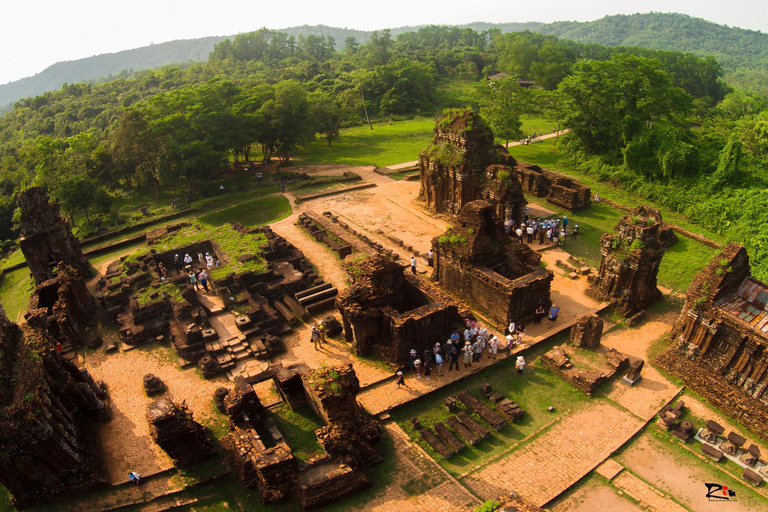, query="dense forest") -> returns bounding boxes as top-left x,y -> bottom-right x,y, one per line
3,12 -> 767,109
0,23 -> 767,279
